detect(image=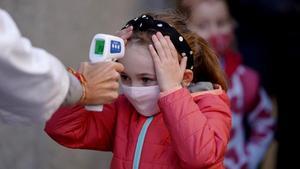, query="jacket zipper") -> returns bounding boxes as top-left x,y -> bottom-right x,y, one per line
132,116 -> 153,169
